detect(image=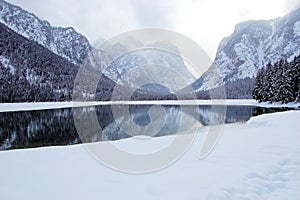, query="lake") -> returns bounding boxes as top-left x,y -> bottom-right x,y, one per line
0,105 -> 294,150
